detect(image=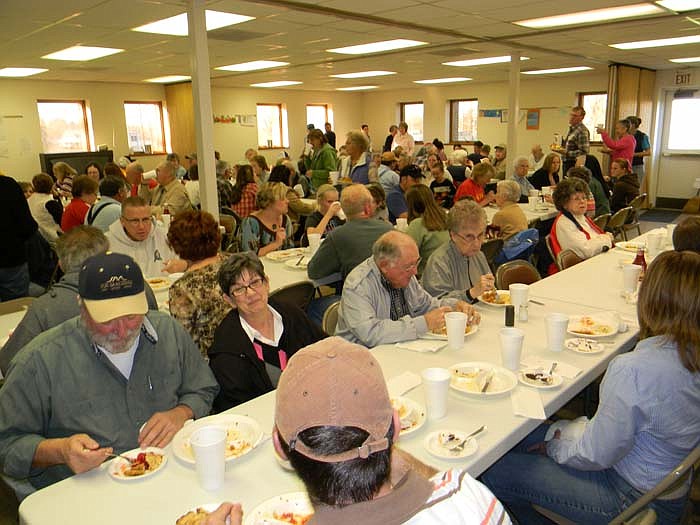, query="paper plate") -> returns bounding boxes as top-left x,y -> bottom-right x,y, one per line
390,396 -> 426,436
518,370 -> 563,389
108,447 -> 167,481
265,248 -> 306,262
284,256 -> 309,270
244,492 -> 314,525
421,323 -> 479,341
145,277 -> 171,291
176,504 -> 224,525
450,361 -> 517,396
567,315 -> 618,338
477,290 -> 511,307
565,338 -> 605,354
424,430 -> 478,460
